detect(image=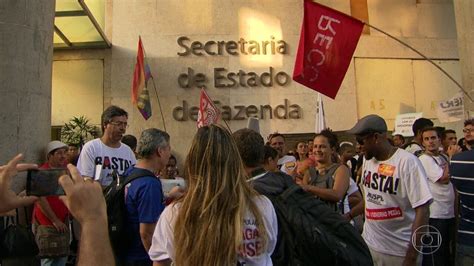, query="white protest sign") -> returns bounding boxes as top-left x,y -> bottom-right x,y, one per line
394,113 -> 423,137
436,92 -> 465,123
